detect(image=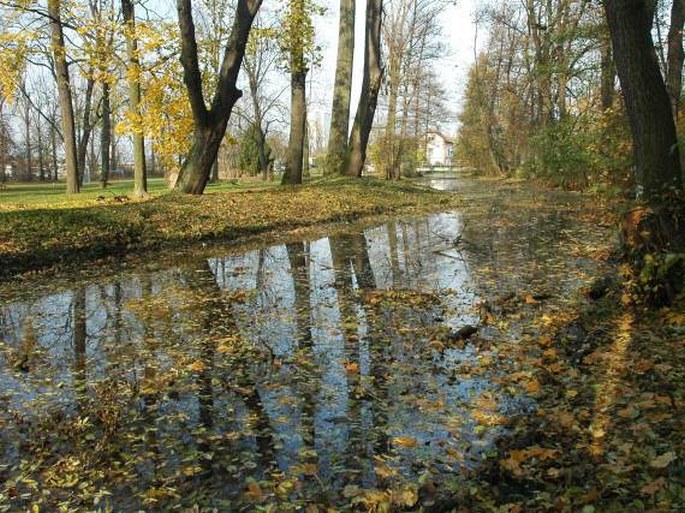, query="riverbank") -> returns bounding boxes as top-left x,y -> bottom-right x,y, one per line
0,177 -> 457,279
